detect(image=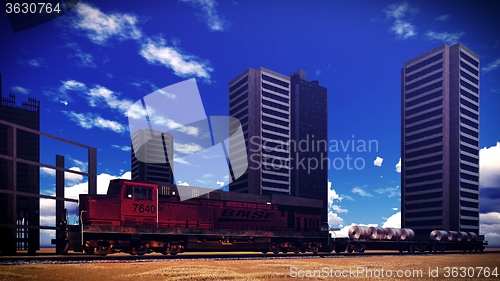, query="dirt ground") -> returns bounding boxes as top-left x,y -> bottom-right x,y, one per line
1,253 -> 499,281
